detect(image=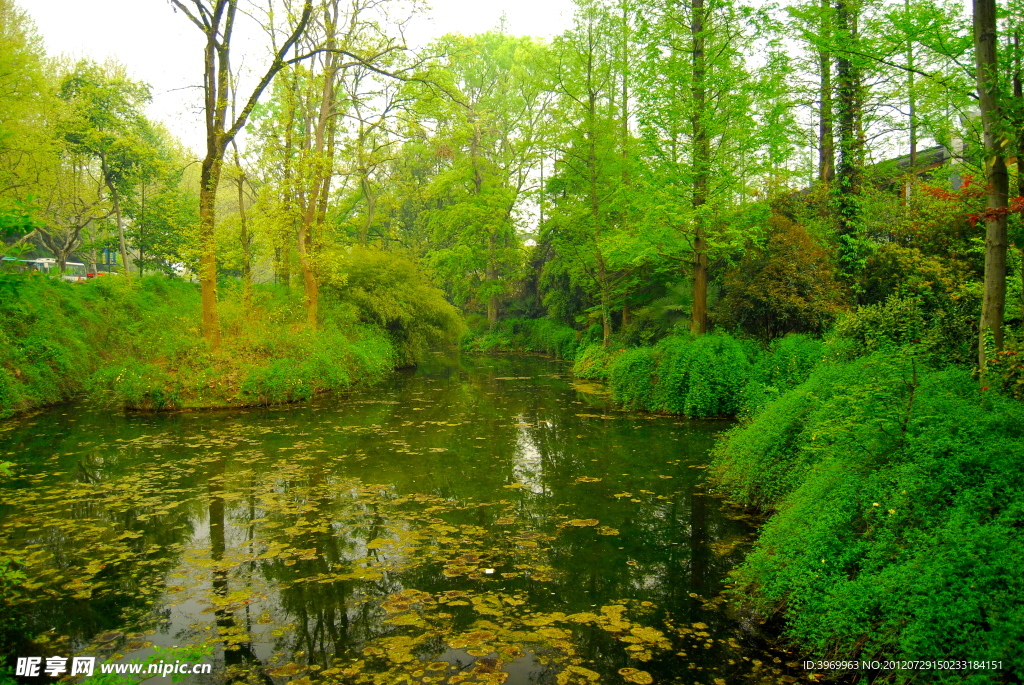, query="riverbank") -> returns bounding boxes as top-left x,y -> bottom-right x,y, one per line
0,273 -> 459,415
470,313 -> 1024,681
